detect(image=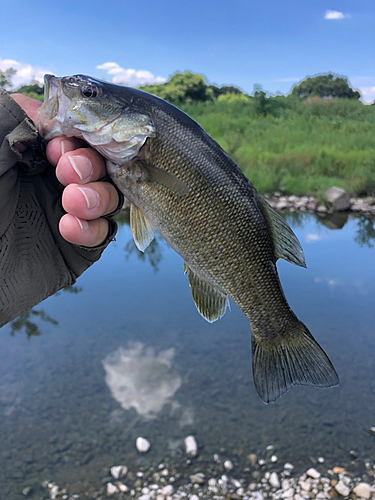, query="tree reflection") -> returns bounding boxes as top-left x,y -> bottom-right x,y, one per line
124,235 -> 165,273
10,309 -> 58,340
355,216 -> 375,248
